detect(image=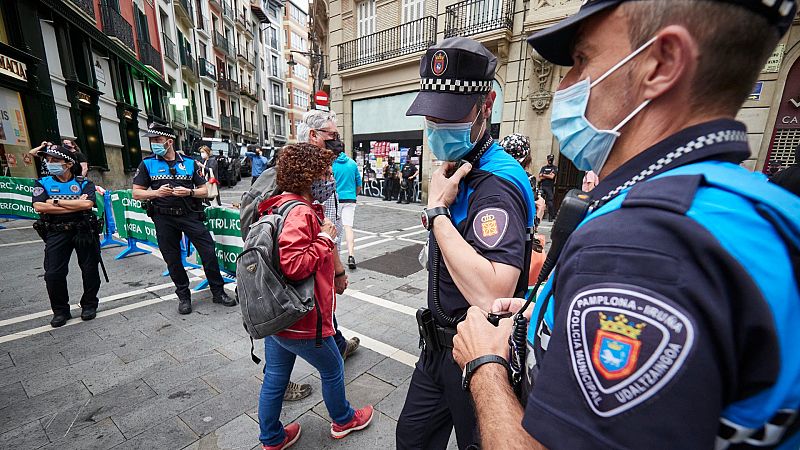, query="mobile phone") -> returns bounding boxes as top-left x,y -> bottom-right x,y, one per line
445,160 -> 468,178
487,311 -> 513,326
